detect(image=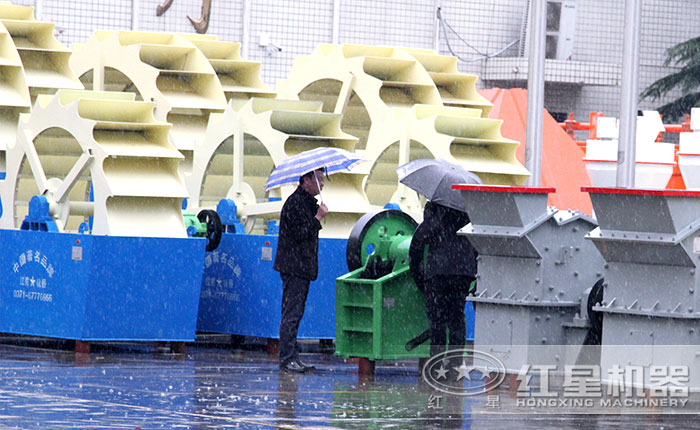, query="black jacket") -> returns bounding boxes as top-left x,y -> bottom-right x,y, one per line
418,202 -> 478,280
273,186 -> 323,280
